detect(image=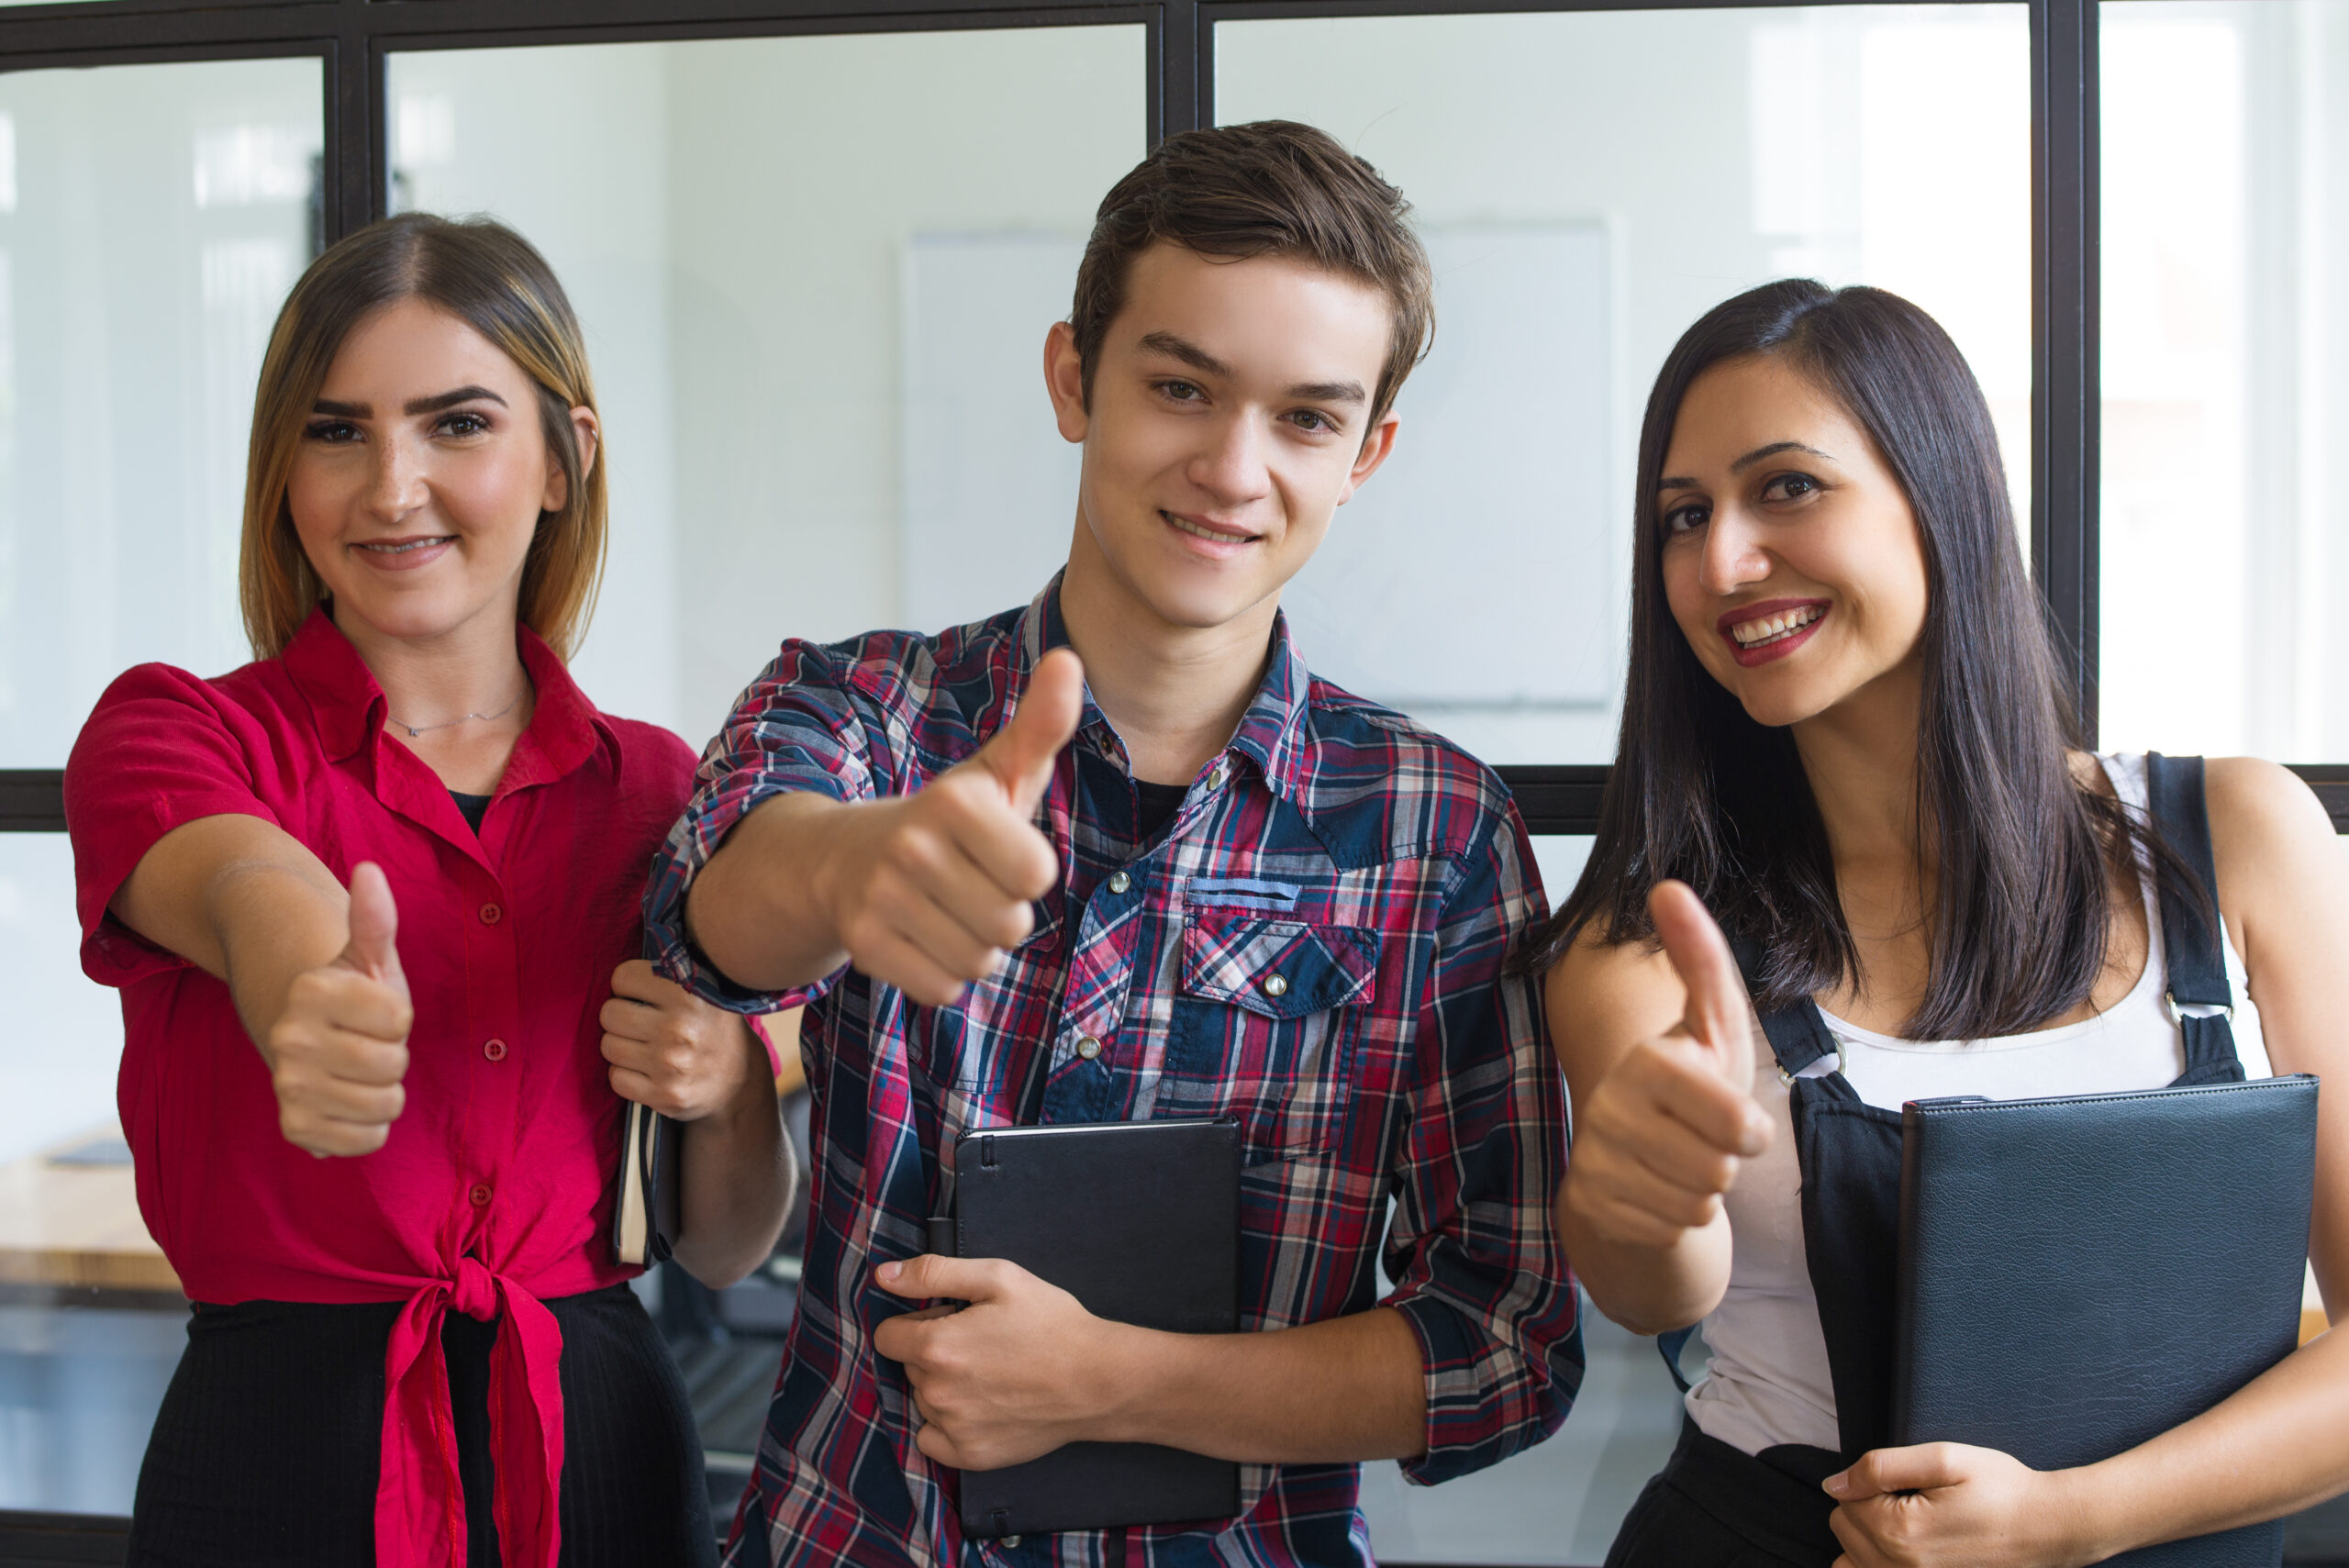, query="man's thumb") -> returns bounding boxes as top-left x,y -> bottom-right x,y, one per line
342,862 -> 403,984
978,648 -> 1083,812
